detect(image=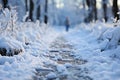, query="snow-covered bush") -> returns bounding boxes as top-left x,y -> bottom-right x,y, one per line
101,26 -> 120,49
79,22 -> 120,51
0,7 -> 18,34
0,36 -> 24,56
0,7 -> 23,56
